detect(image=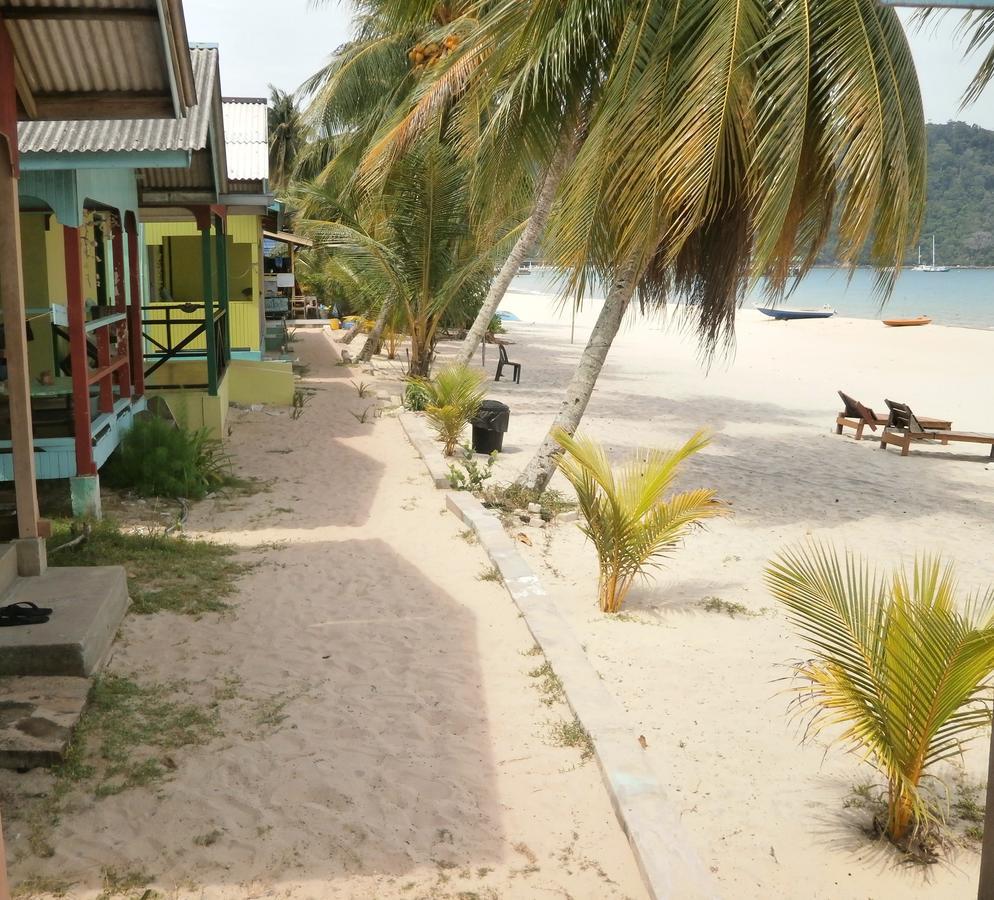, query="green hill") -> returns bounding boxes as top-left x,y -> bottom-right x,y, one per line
923,121 -> 994,267
817,121 -> 994,267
